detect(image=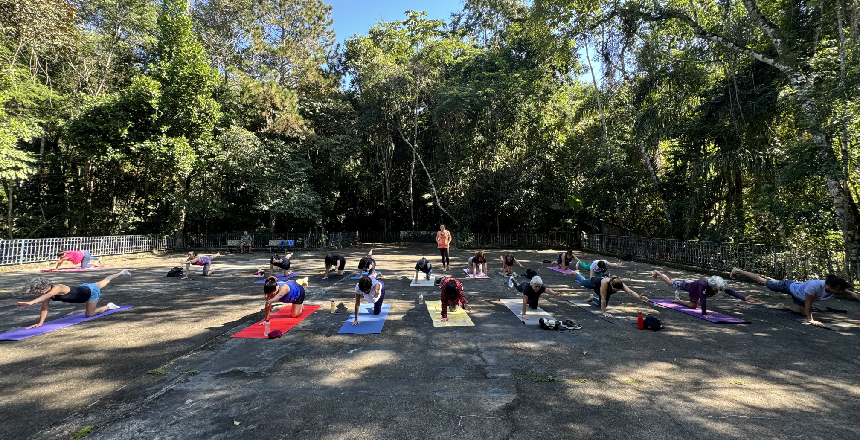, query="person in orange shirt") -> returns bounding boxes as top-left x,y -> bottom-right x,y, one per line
436,224 -> 452,271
